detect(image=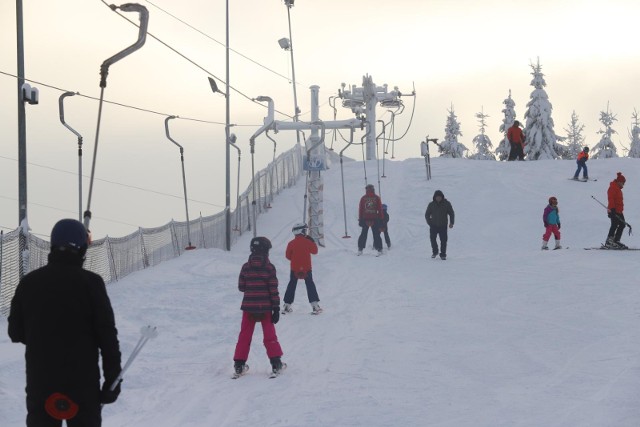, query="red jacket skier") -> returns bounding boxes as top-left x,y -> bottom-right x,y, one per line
357,184 -> 384,255
507,120 -> 525,161
282,223 -> 322,315
605,172 -> 627,248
